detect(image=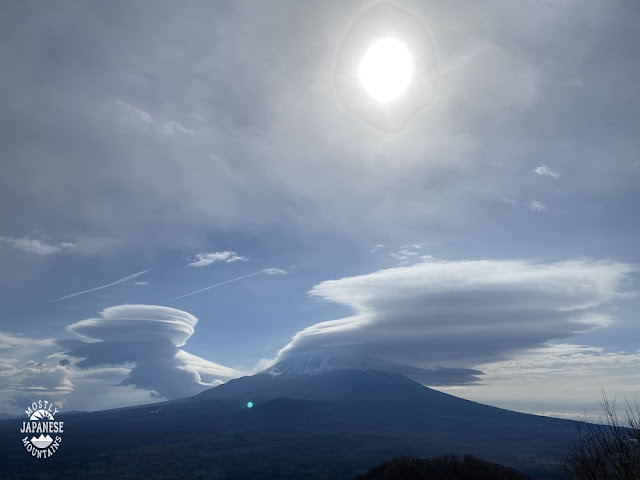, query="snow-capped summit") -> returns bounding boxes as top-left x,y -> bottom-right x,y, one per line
260,355 -> 484,386
261,355 -> 392,376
